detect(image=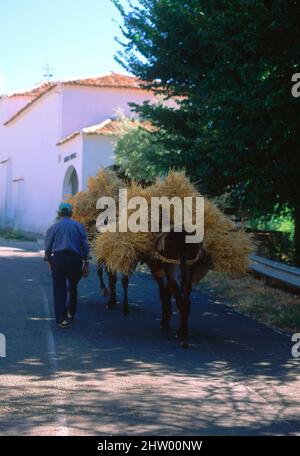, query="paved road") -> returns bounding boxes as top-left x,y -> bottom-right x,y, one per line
0,238 -> 299,436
